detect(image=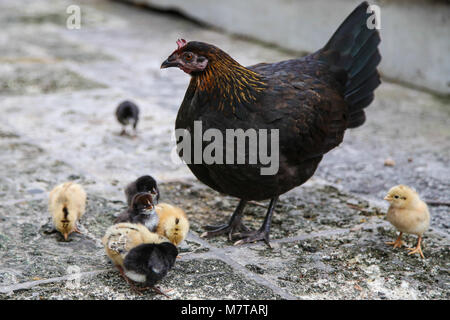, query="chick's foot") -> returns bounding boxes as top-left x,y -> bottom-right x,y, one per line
152,286 -> 172,299
406,236 -> 425,259
386,232 -> 404,248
